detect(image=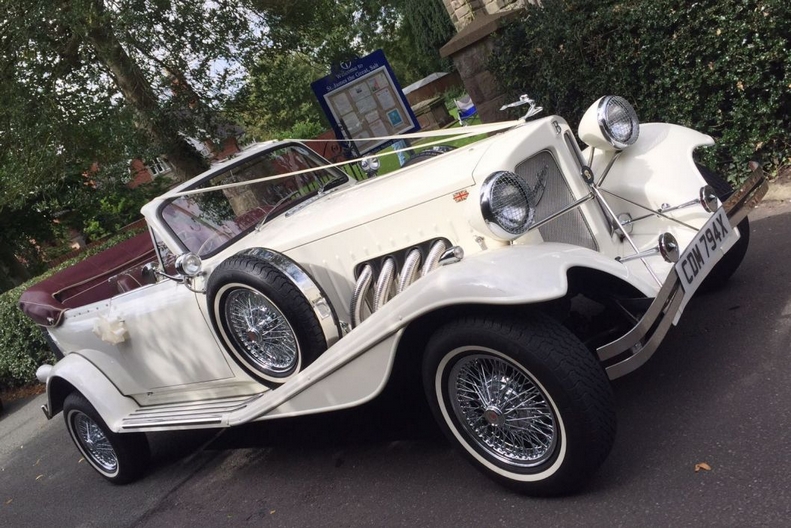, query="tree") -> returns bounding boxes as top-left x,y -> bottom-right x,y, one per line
0,0 -> 267,281
233,0 -> 456,140
230,51 -> 328,140
399,0 -> 456,76
0,0 -> 268,188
